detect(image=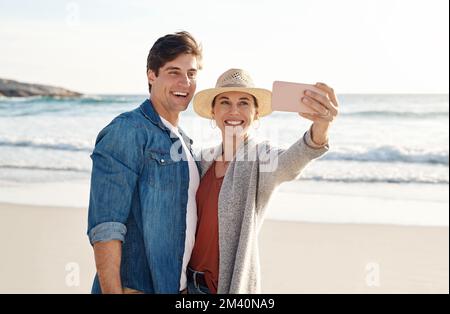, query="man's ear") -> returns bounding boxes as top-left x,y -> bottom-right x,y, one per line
147,70 -> 157,84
